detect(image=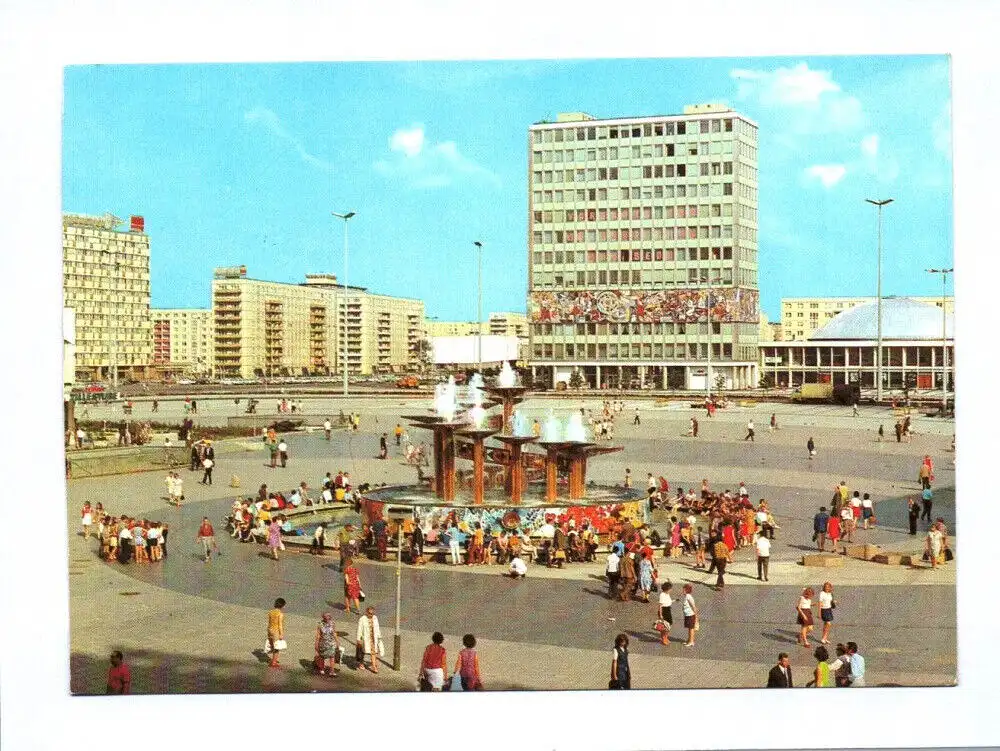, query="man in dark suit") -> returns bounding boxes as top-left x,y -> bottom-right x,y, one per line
767,653 -> 793,687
